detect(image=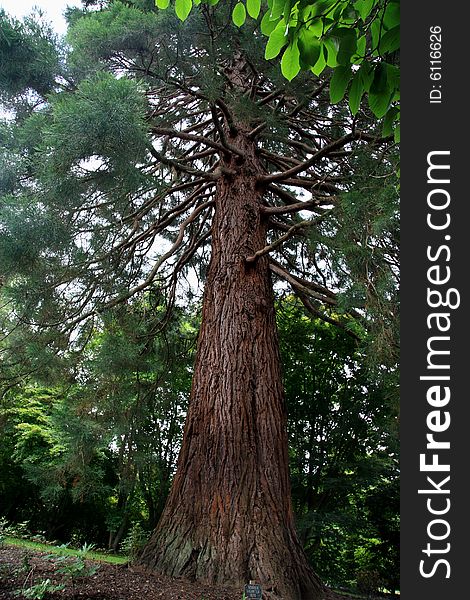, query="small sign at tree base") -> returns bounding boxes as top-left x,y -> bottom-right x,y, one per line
244,583 -> 262,599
